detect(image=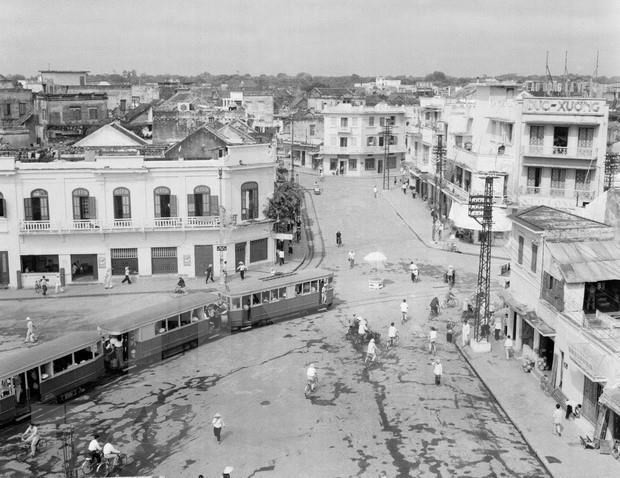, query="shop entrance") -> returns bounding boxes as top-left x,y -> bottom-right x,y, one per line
0,251 -> 8,285
194,245 -> 214,277
377,160 -> 383,174
71,254 -> 98,282
583,377 -> 603,424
